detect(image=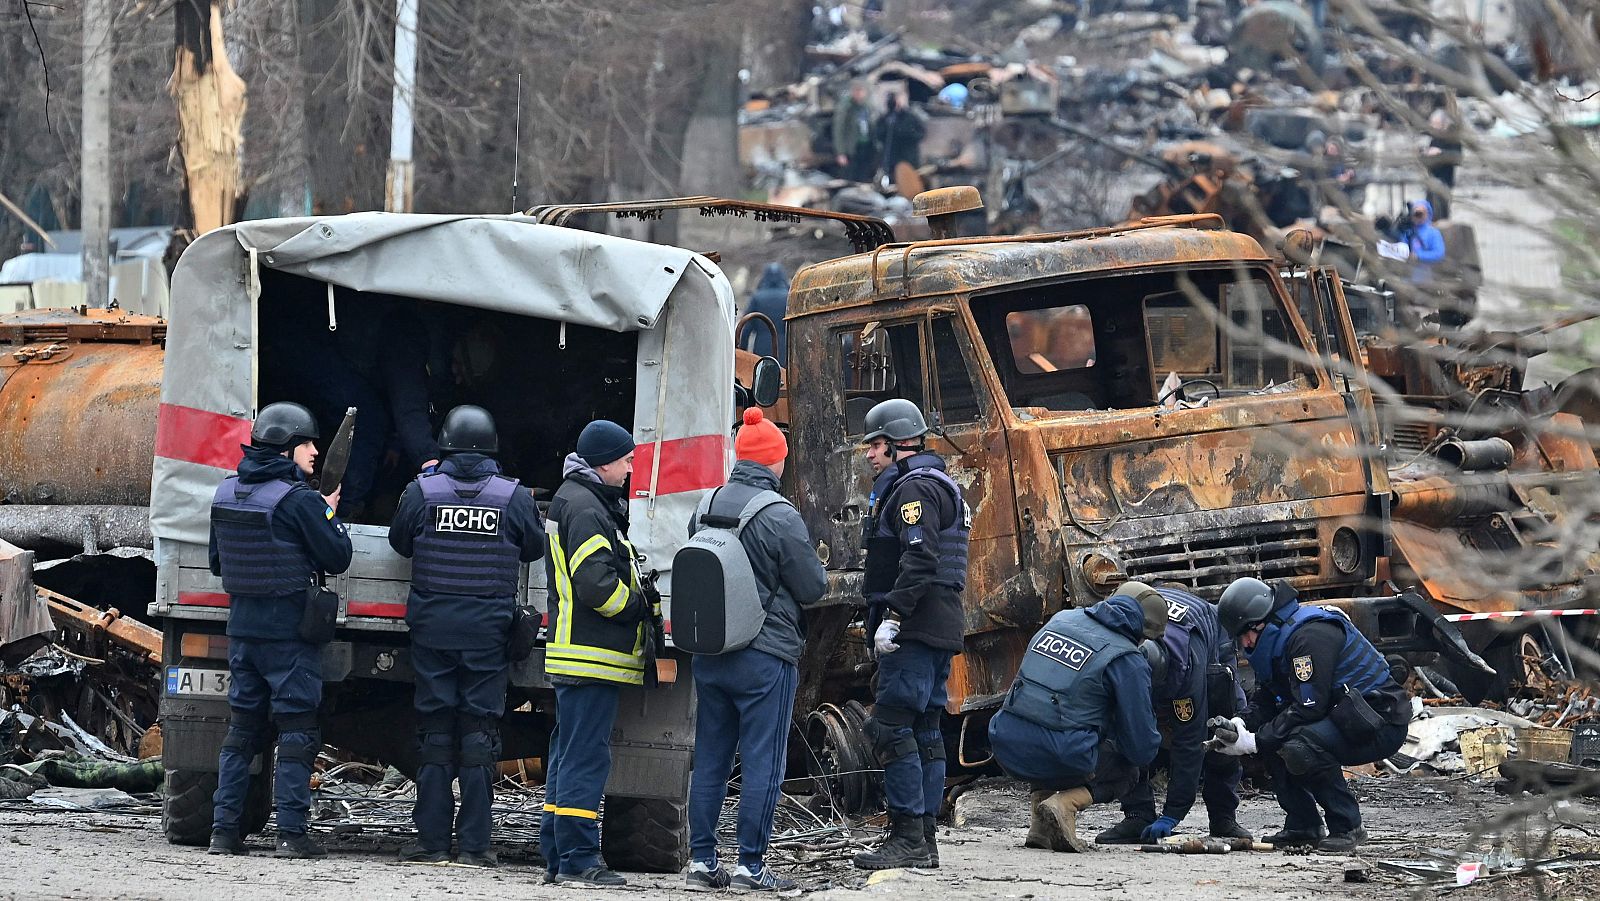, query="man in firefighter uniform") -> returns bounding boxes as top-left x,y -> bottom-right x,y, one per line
207,402 -> 352,858
1095,586 -> 1251,844
852,399 -> 970,871
1213,577 -> 1413,853
388,406 -> 545,867
987,583 -> 1167,852
539,420 -> 657,888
